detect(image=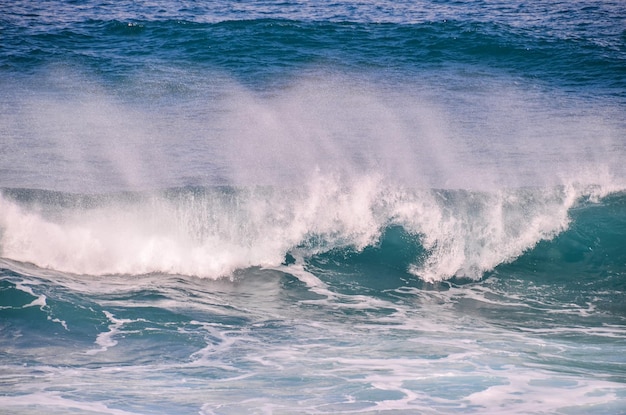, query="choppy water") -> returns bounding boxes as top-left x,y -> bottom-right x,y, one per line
1,1 -> 625,414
